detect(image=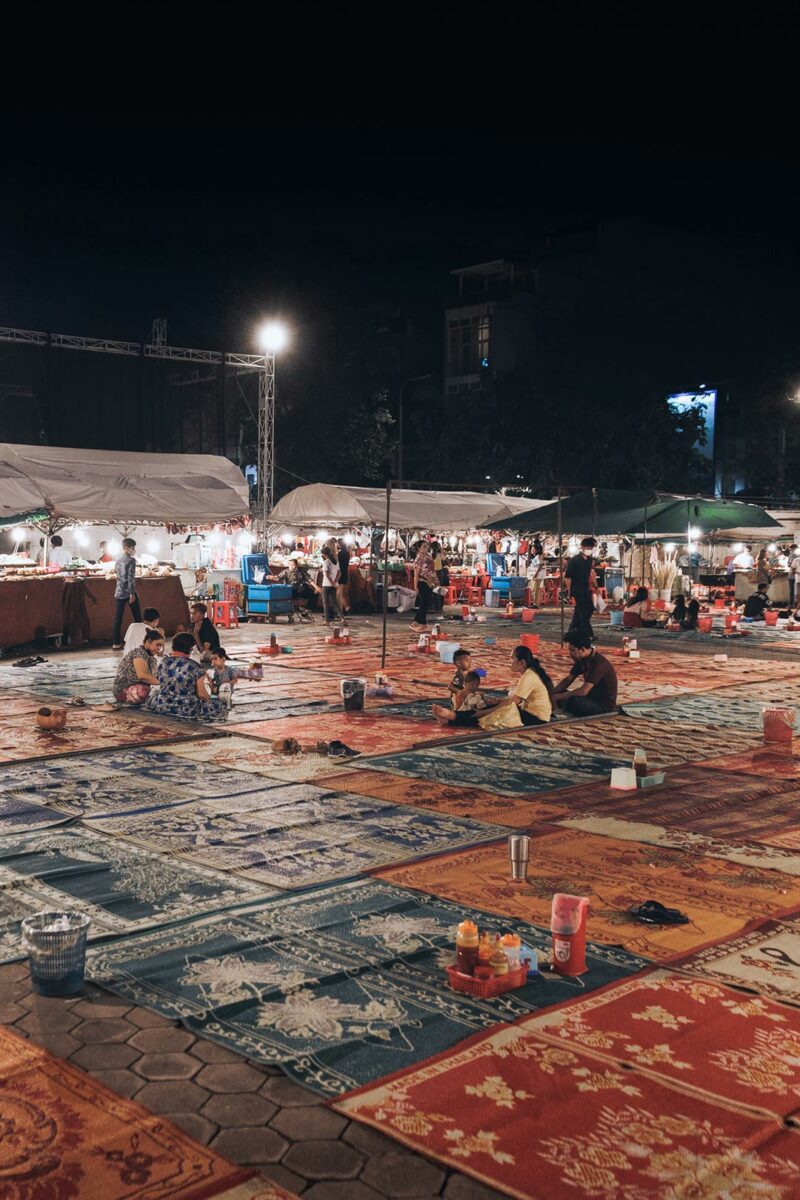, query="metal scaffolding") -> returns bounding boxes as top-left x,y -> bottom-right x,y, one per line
0,323 -> 274,538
